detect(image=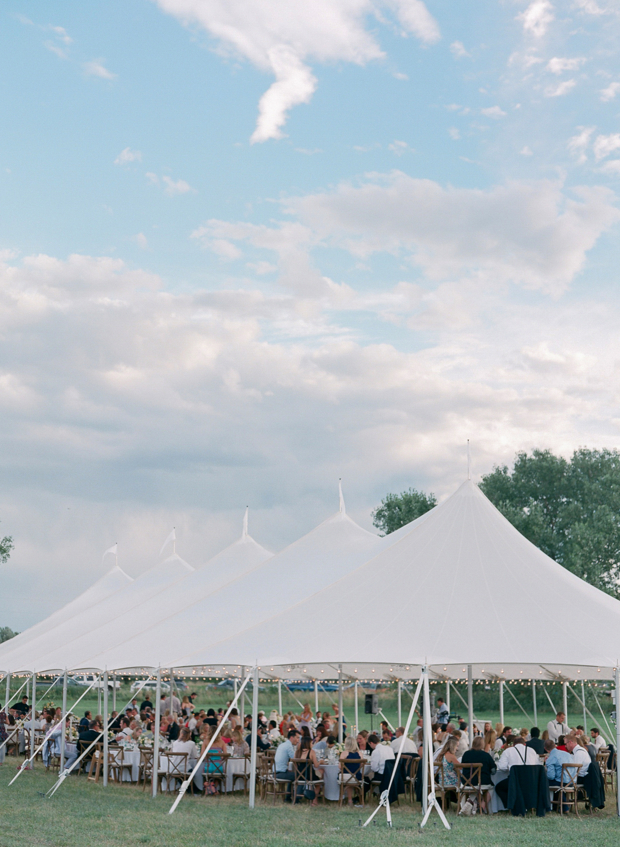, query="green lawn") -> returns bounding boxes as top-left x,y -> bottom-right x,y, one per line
0,765 -> 618,847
